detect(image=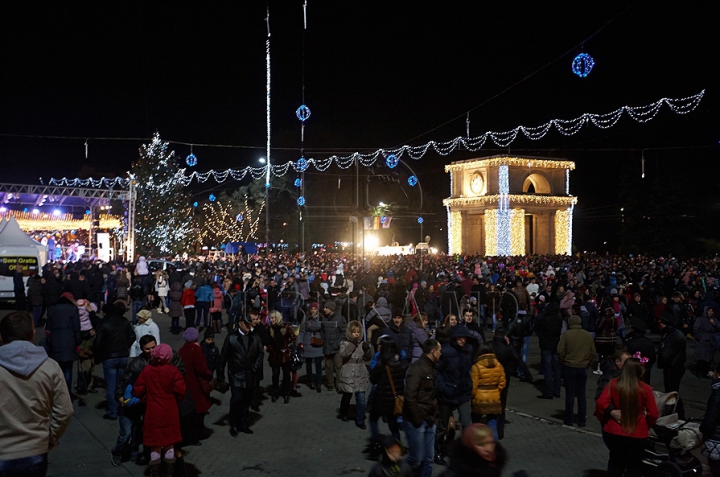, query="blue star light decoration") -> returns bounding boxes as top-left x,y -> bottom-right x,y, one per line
209,194 -> 216,202
386,154 -> 399,169
572,53 -> 595,78
186,153 -> 197,167
297,196 -> 306,206
236,213 -> 243,222
296,157 -> 308,172
193,202 -> 198,208
408,175 -> 418,186
417,217 -> 424,224
85,209 -> 91,215
296,105 -> 311,122
294,178 -> 302,187
380,216 -> 387,224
